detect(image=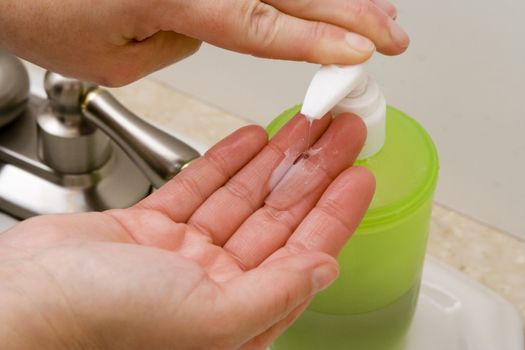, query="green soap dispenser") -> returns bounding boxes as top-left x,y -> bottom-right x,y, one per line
268,65 -> 439,350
